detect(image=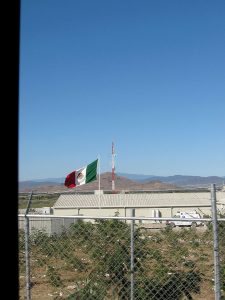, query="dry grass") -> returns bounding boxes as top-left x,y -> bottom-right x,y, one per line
19,224 -> 224,300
